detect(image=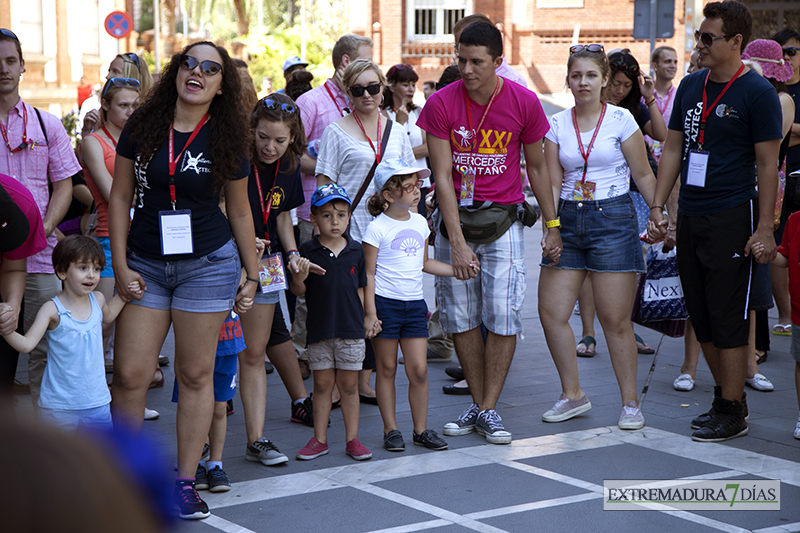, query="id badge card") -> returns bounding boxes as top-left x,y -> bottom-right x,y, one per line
687,150 -> 709,188
460,172 -> 475,207
572,181 -> 596,201
258,253 -> 288,294
158,210 -> 193,255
